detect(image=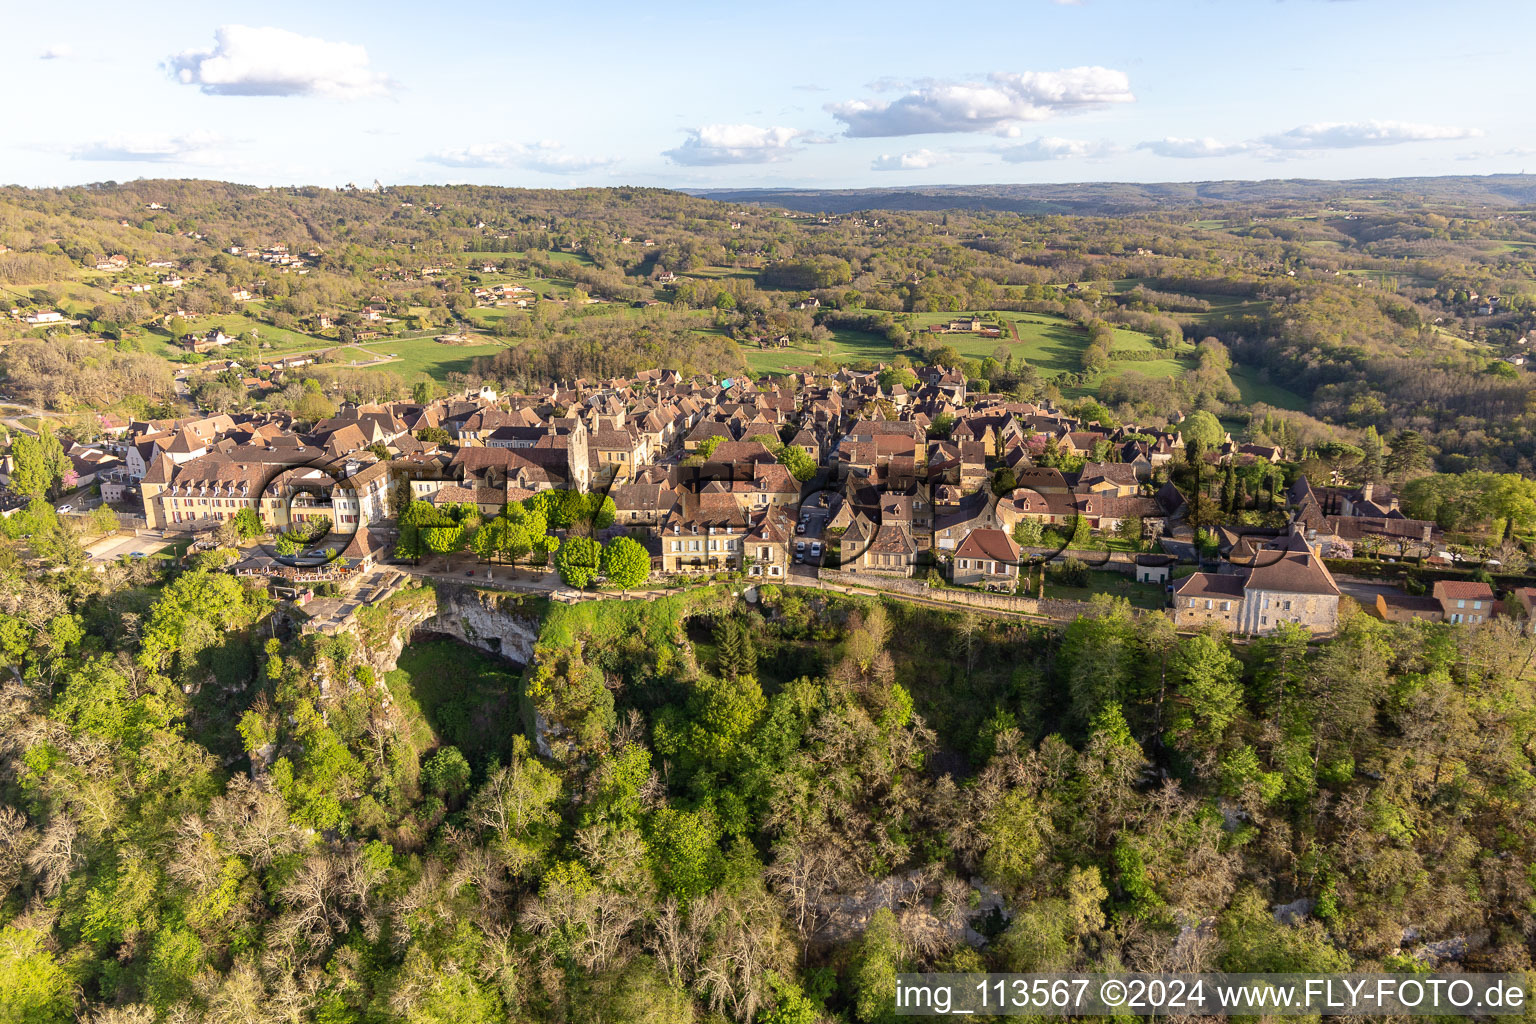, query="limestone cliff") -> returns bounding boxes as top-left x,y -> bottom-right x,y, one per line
422,582 -> 541,664
350,581 -> 541,680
